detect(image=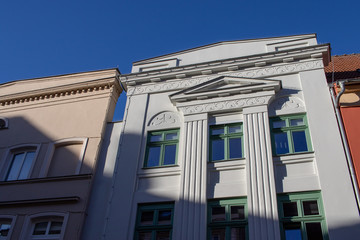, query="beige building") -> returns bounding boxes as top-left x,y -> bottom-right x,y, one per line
0,69 -> 121,239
